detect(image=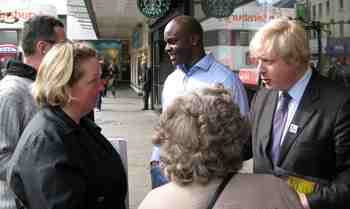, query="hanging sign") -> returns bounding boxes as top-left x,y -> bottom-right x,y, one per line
201,0 -> 236,18
137,0 -> 171,18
